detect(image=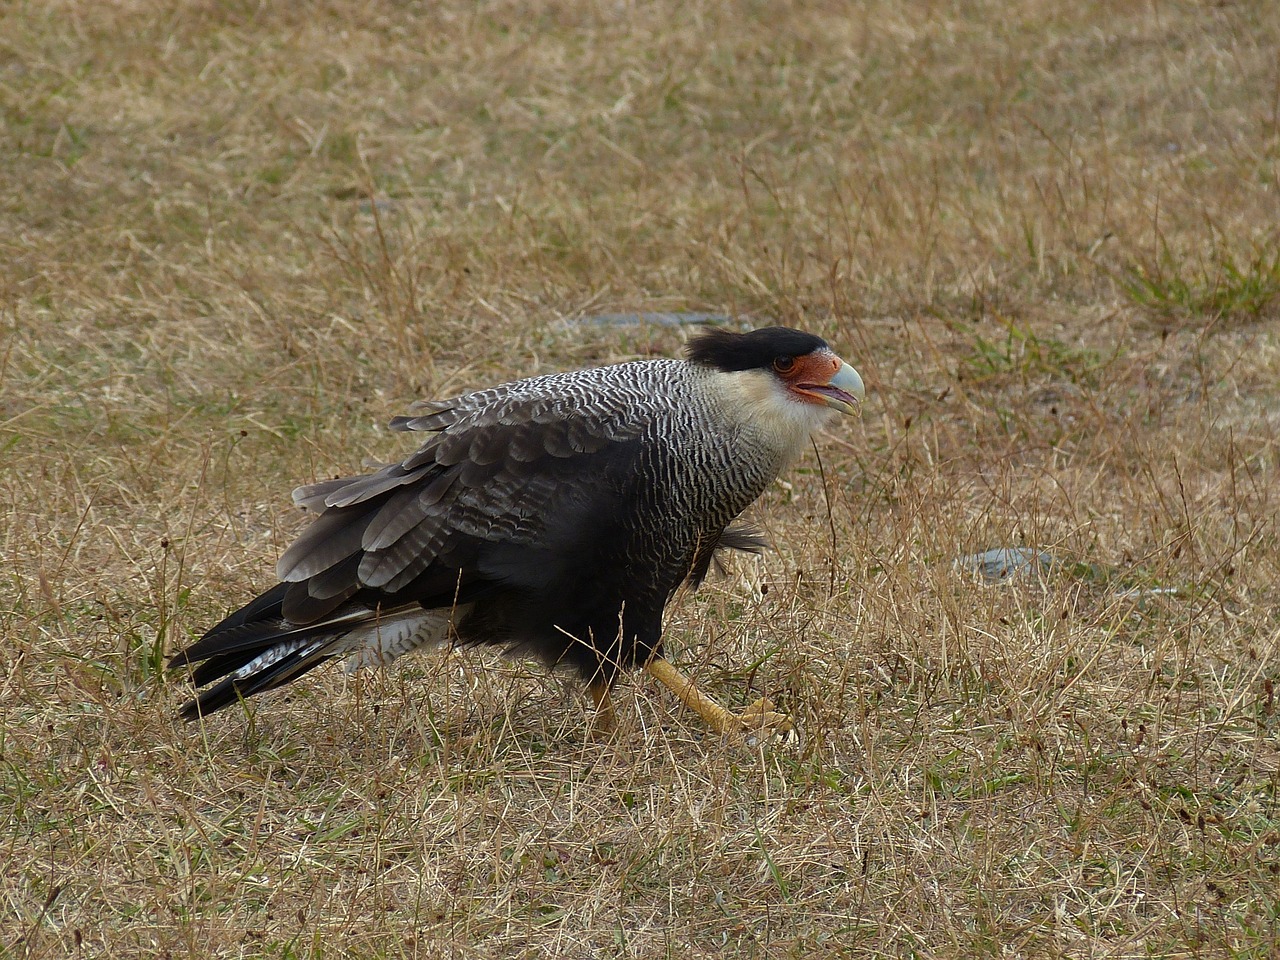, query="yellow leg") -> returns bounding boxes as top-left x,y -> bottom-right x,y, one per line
587,678 -> 617,735
644,657 -> 794,741
645,657 -> 738,732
